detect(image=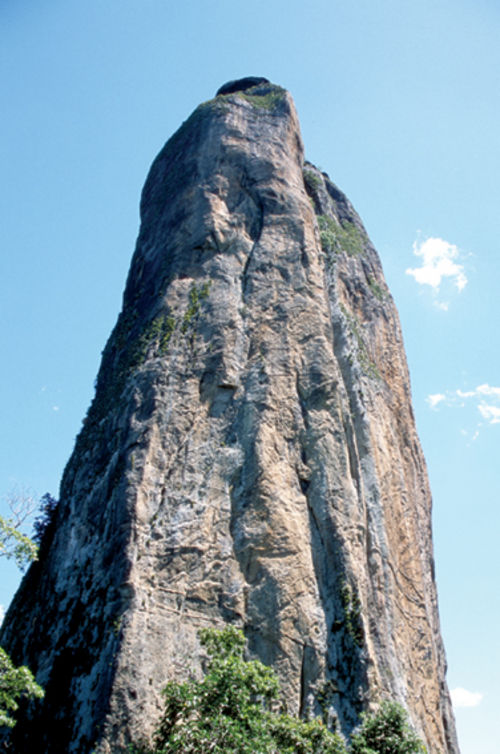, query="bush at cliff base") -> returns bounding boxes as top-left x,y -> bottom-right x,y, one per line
0,647 -> 44,729
134,625 -> 345,753
350,700 -> 426,753
134,626 -> 426,754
